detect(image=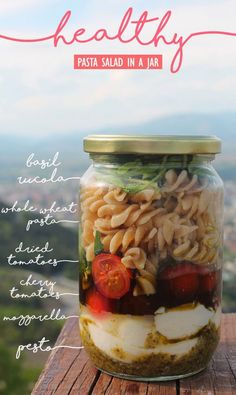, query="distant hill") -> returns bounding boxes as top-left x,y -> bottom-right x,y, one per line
0,112 -> 235,182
